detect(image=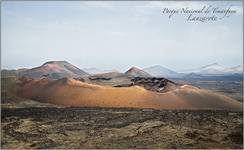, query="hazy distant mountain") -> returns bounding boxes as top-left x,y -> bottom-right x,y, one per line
1,69 -> 18,77
143,65 -> 182,78
2,62 -> 242,79
83,67 -> 118,75
143,63 -> 242,78
181,63 -> 243,75
199,63 -> 231,74
19,61 -> 89,79
125,67 -> 151,77
224,65 -> 243,74
89,71 -> 126,79
1,68 -> 28,78
183,72 -> 204,79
